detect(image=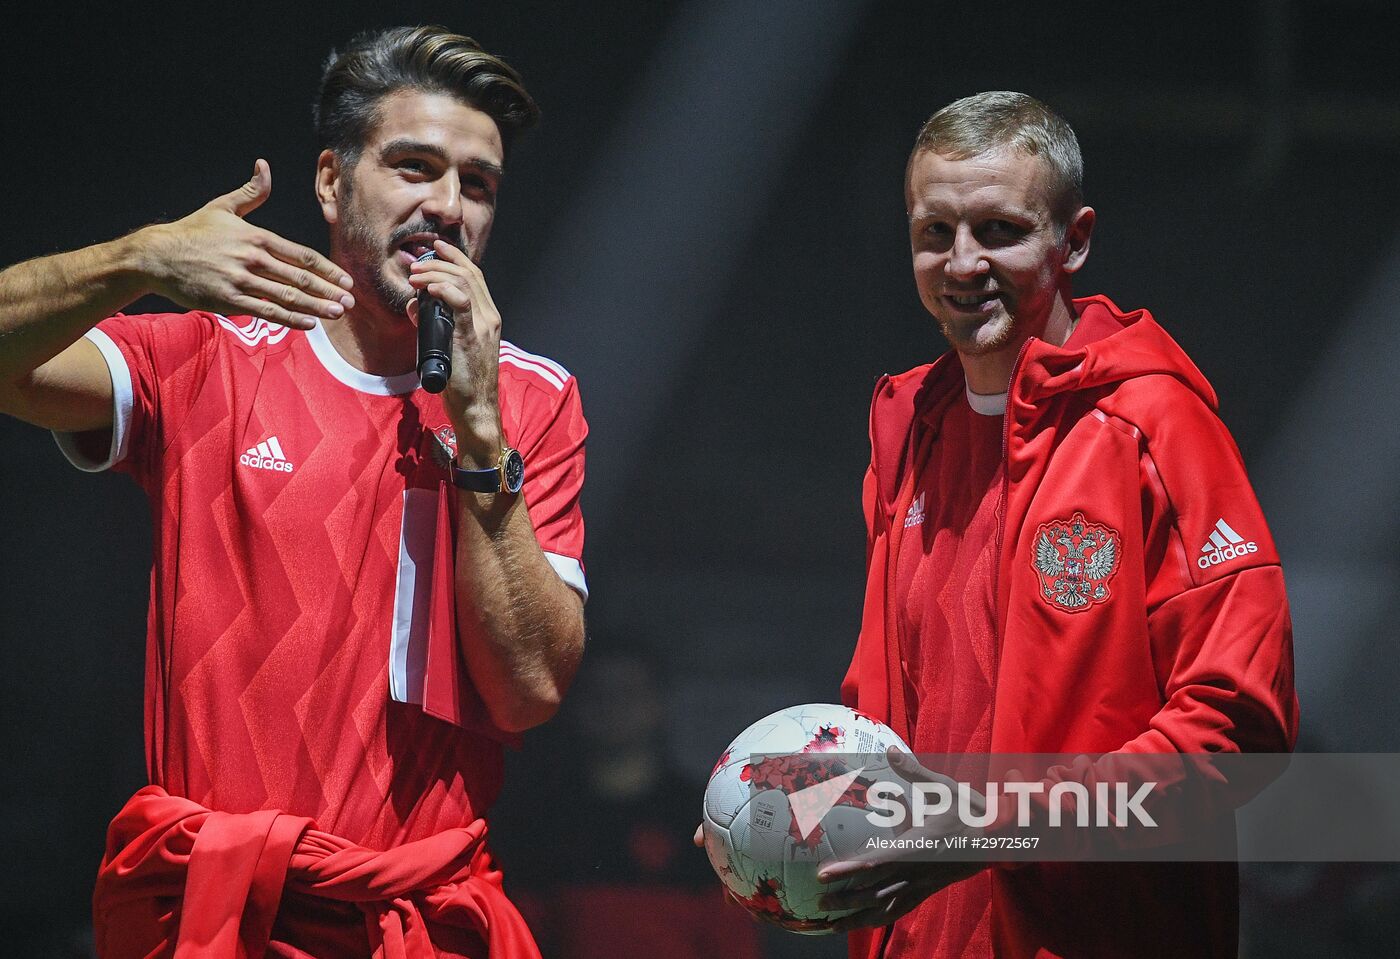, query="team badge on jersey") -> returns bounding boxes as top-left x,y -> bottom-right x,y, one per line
1031,511 -> 1121,613
430,425 -> 458,470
